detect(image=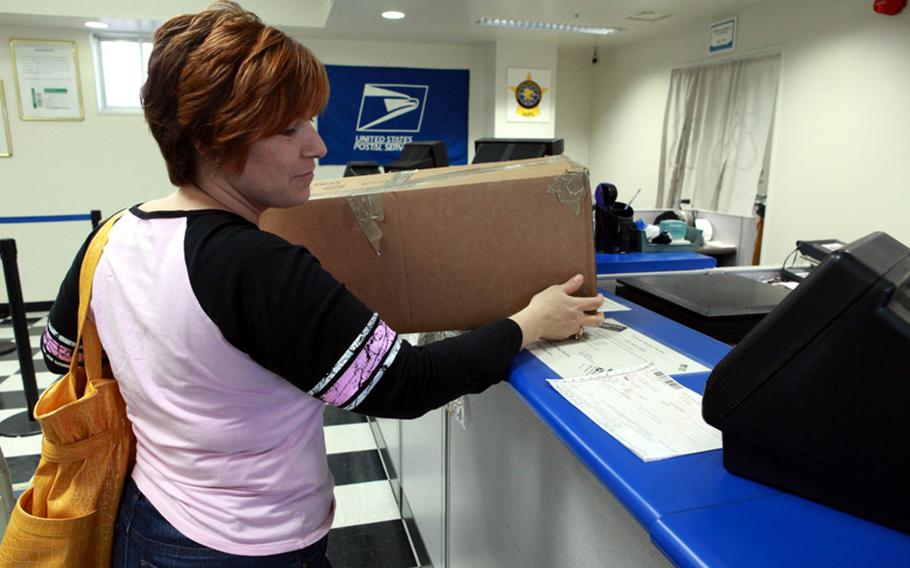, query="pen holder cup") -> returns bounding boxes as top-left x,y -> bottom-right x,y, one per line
595,203 -> 636,254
